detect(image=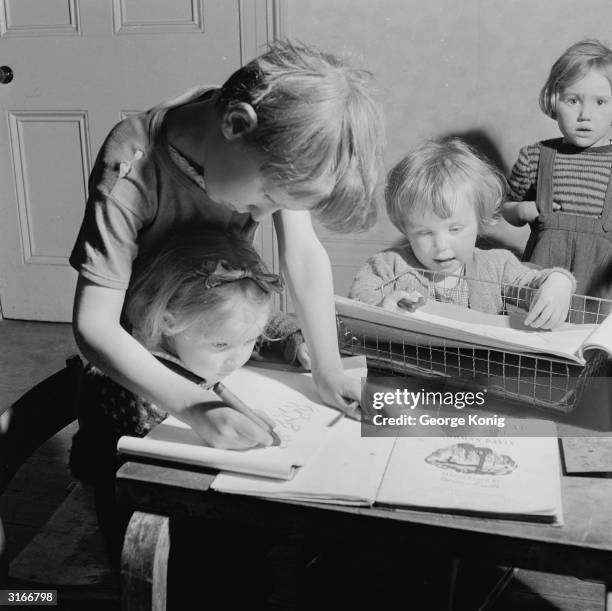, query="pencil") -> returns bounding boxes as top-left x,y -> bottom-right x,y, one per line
153,354 -> 281,447
213,381 -> 282,447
